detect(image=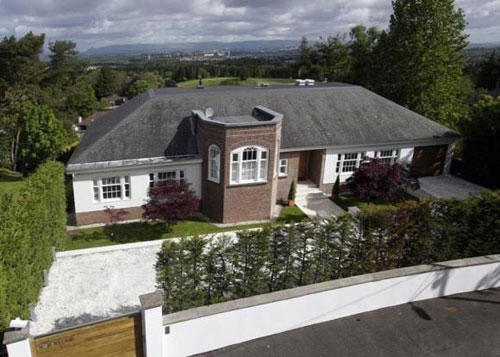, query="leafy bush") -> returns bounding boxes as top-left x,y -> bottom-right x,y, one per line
156,191 -> 499,314
142,180 -> 199,230
346,159 -> 418,201
288,180 -> 296,201
0,161 -> 66,329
